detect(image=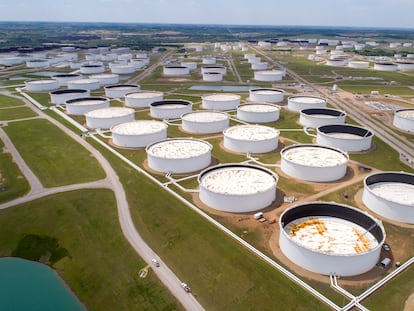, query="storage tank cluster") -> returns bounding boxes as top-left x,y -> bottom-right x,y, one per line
393,109 -> 414,132
280,144 -> 349,182
198,163 -> 278,212
181,111 -> 229,134
316,124 -> 373,152
146,138 -> 212,174
223,124 -> 280,154
237,103 -> 280,123
363,171 -> 414,224
299,108 -> 346,128
279,202 -> 385,276
201,94 -> 241,110
111,120 -> 168,148
249,88 -> 285,104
